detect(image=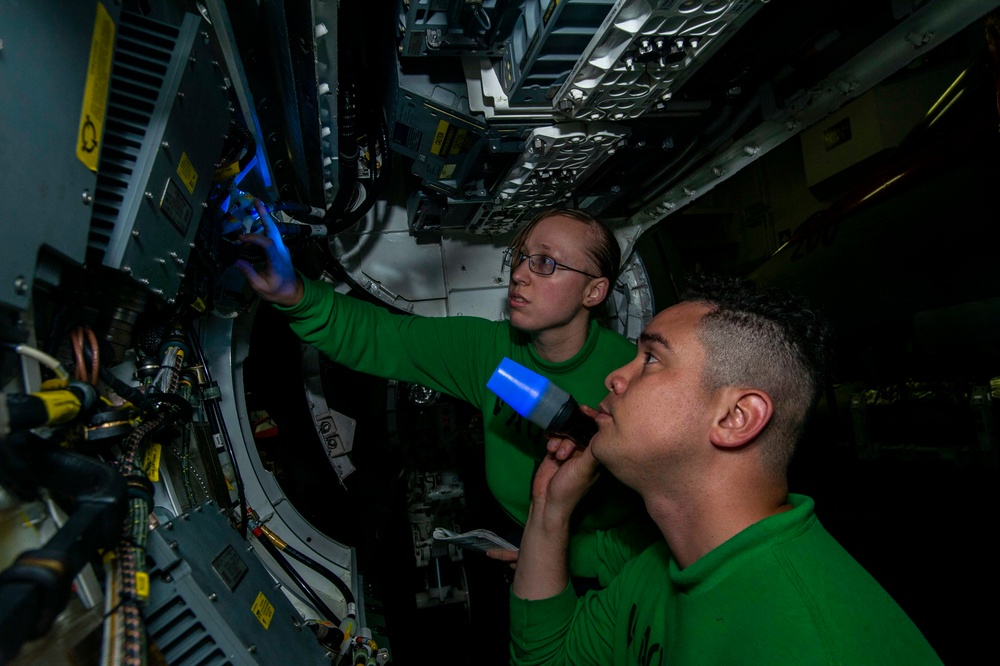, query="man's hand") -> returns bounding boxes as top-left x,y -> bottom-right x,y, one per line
512,405 -> 602,600
533,404 -> 603,519
234,199 -> 304,306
